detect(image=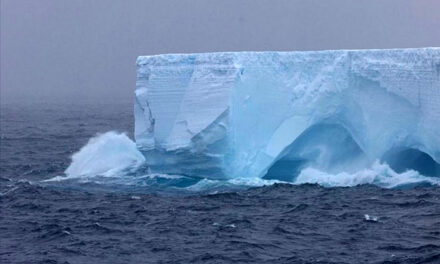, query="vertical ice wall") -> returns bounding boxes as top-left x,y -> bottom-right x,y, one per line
135,48 -> 440,179
135,53 -> 238,151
